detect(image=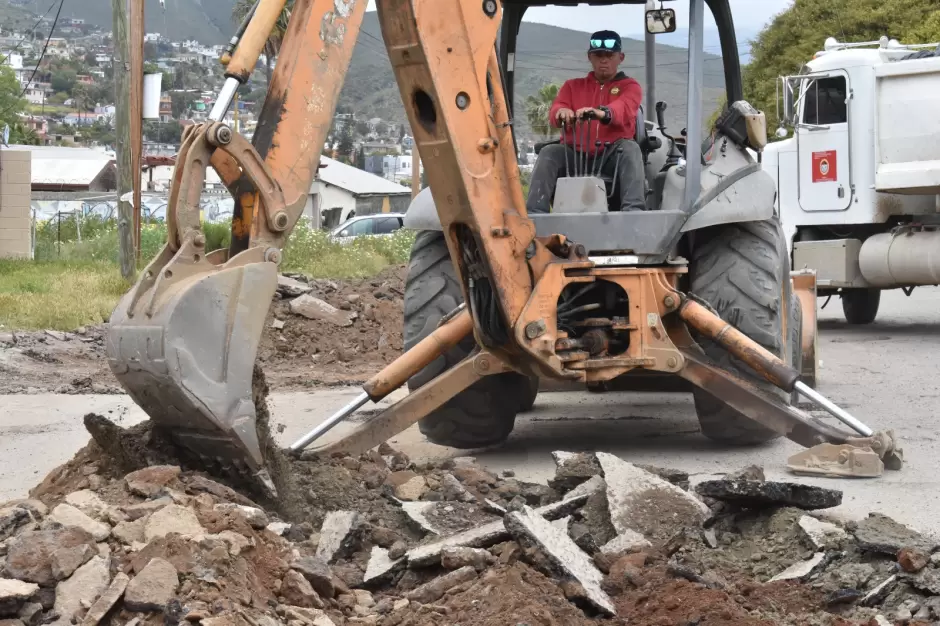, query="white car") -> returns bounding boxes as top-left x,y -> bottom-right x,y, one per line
329,213 -> 406,243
